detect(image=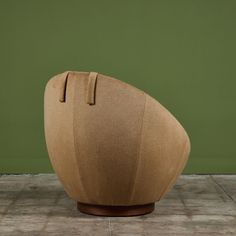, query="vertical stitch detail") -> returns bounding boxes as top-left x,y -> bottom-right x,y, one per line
129,93 -> 147,203
72,73 -> 90,202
